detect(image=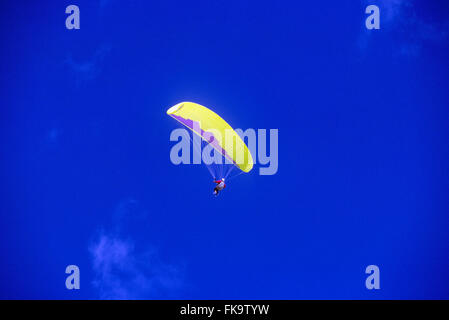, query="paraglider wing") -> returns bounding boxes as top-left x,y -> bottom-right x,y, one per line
167,102 -> 254,173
